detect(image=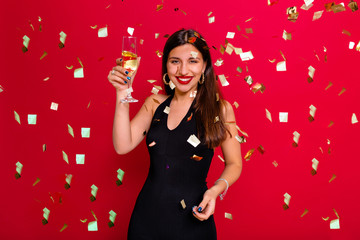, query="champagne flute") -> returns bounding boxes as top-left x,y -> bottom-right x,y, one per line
121,36 -> 138,103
